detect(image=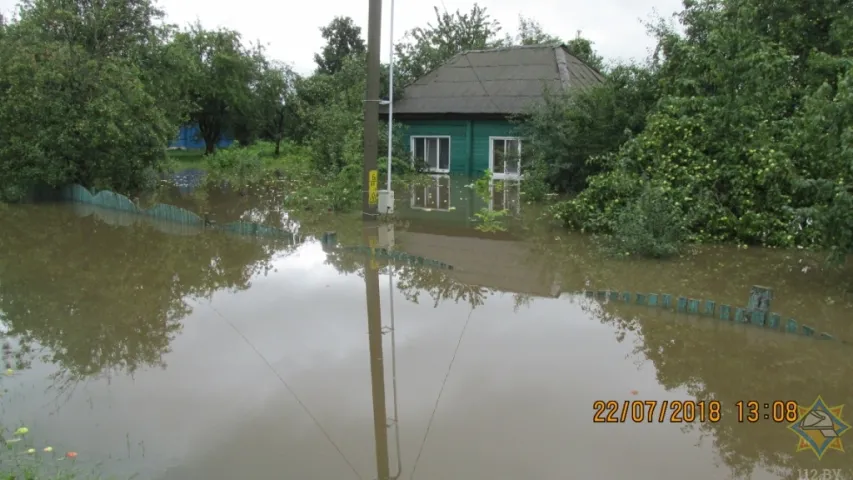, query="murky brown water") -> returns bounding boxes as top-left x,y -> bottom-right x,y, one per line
0,176 -> 851,479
